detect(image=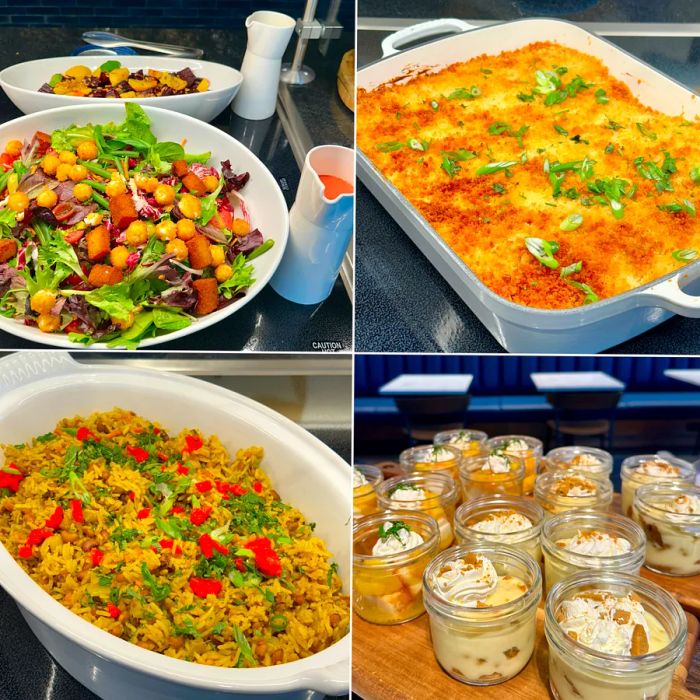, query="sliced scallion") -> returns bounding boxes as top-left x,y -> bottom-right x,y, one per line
560,213 -> 583,231
475,160 -> 519,176
525,237 -> 559,269
672,249 -> 698,262
560,261 -> 583,278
